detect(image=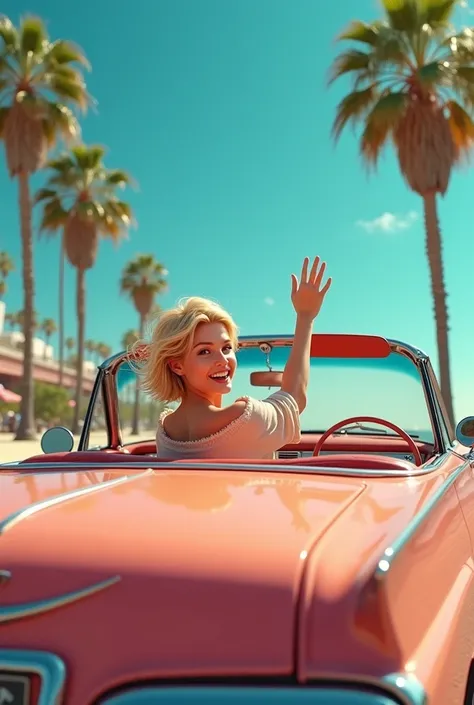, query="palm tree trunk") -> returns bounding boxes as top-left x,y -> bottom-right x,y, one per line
58,236 -> 65,386
72,268 -> 85,435
131,315 -> 145,435
423,193 -> 455,428
15,172 -> 36,441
